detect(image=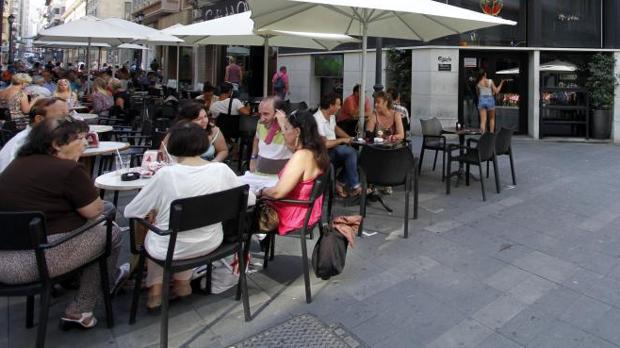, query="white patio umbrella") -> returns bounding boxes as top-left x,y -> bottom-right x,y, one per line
167,11 -> 357,97
38,16 -> 147,92
249,0 -> 517,130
